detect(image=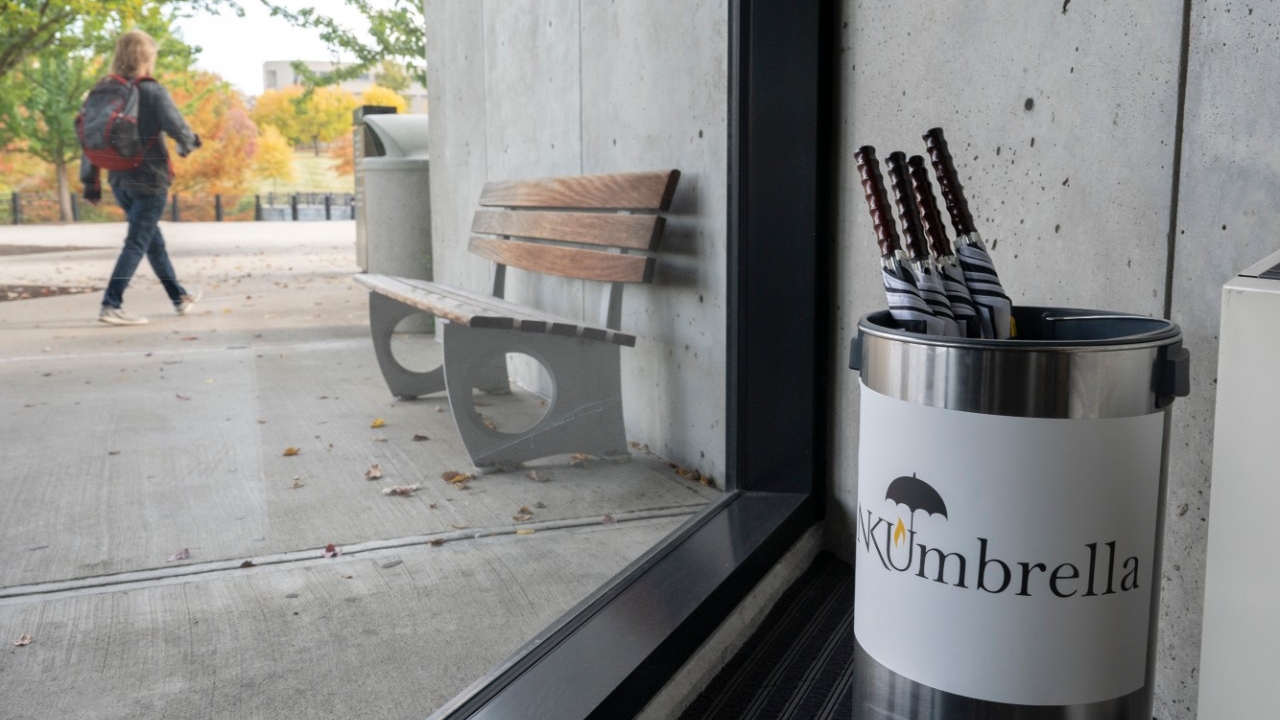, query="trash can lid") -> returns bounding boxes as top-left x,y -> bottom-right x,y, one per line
362,115 -> 430,166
